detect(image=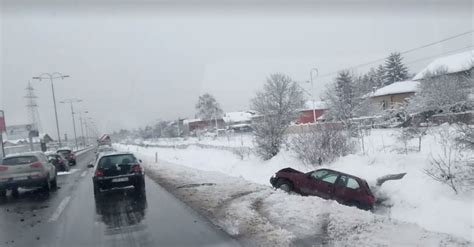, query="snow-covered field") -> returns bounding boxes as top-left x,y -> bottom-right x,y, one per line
115,126 -> 474,245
